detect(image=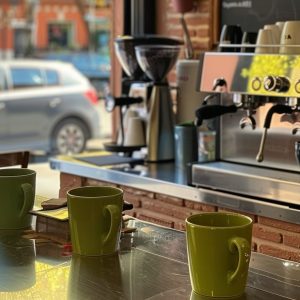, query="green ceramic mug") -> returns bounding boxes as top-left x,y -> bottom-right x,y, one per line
186,212 -> 253,298
0,168 -> 36,229
67,186 -> 123,256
